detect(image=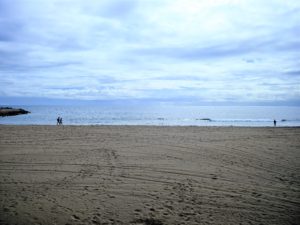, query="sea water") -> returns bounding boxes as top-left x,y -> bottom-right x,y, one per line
0,105 -> 300,127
